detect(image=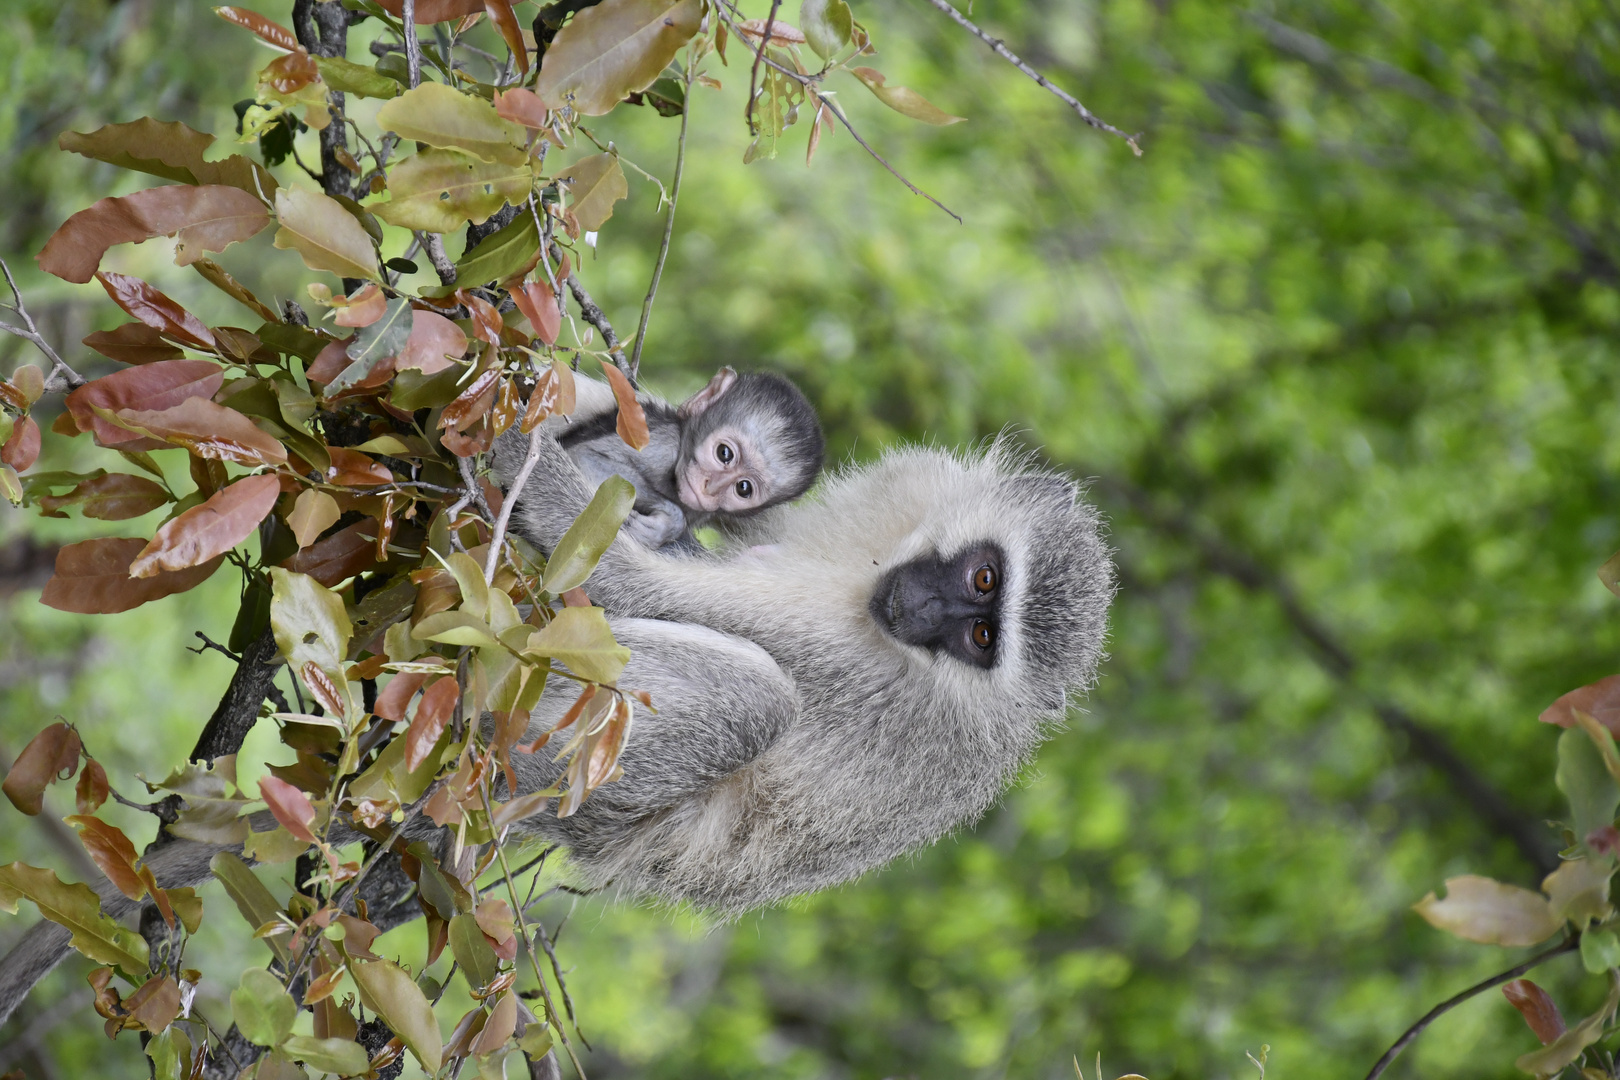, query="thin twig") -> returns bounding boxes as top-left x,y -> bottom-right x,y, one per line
485,425 -> 544,582
0,259 -> 85,391
744,0 -> 783,134
420,232 -> 457,287
402,0 -> 422,87
1363,935 -> 1578,1080
916,0 -> 1142,155
628,48 -> 697,381
550,242 -> 628,377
